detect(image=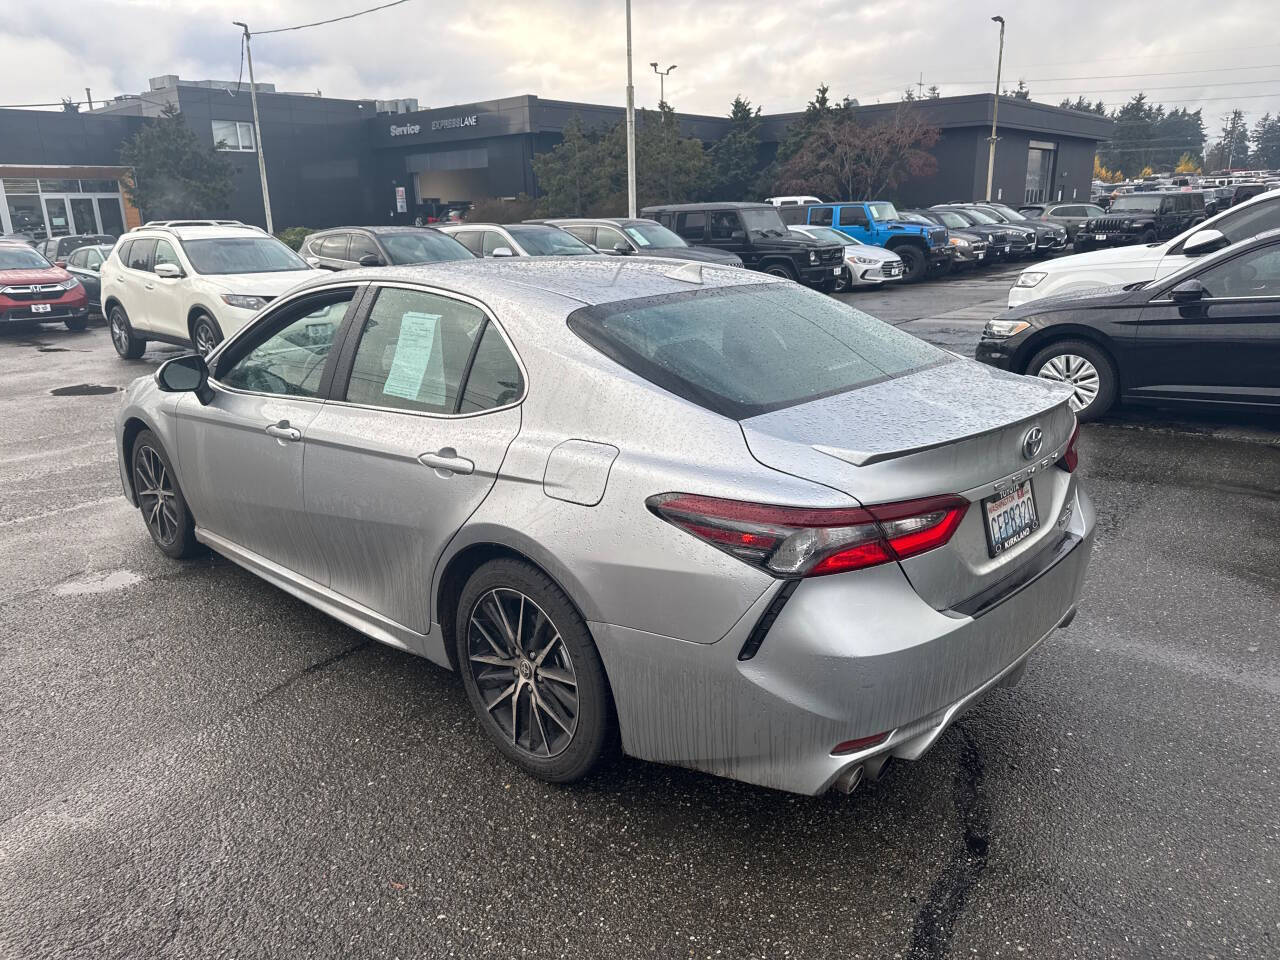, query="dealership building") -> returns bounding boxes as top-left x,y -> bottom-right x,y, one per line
0,74 -> 1111,240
